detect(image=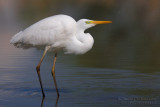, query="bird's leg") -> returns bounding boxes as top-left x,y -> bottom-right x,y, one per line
41,97 -> 45,107
36,46 -> 50,97
51,53 -> 59,97
55,93 -> 59,107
